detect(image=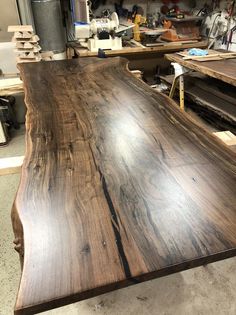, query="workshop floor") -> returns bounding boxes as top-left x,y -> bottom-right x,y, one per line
0,127 -> 236,315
